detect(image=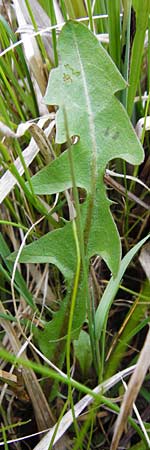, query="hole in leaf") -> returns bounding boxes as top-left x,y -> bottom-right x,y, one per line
71,135 -> 80,145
